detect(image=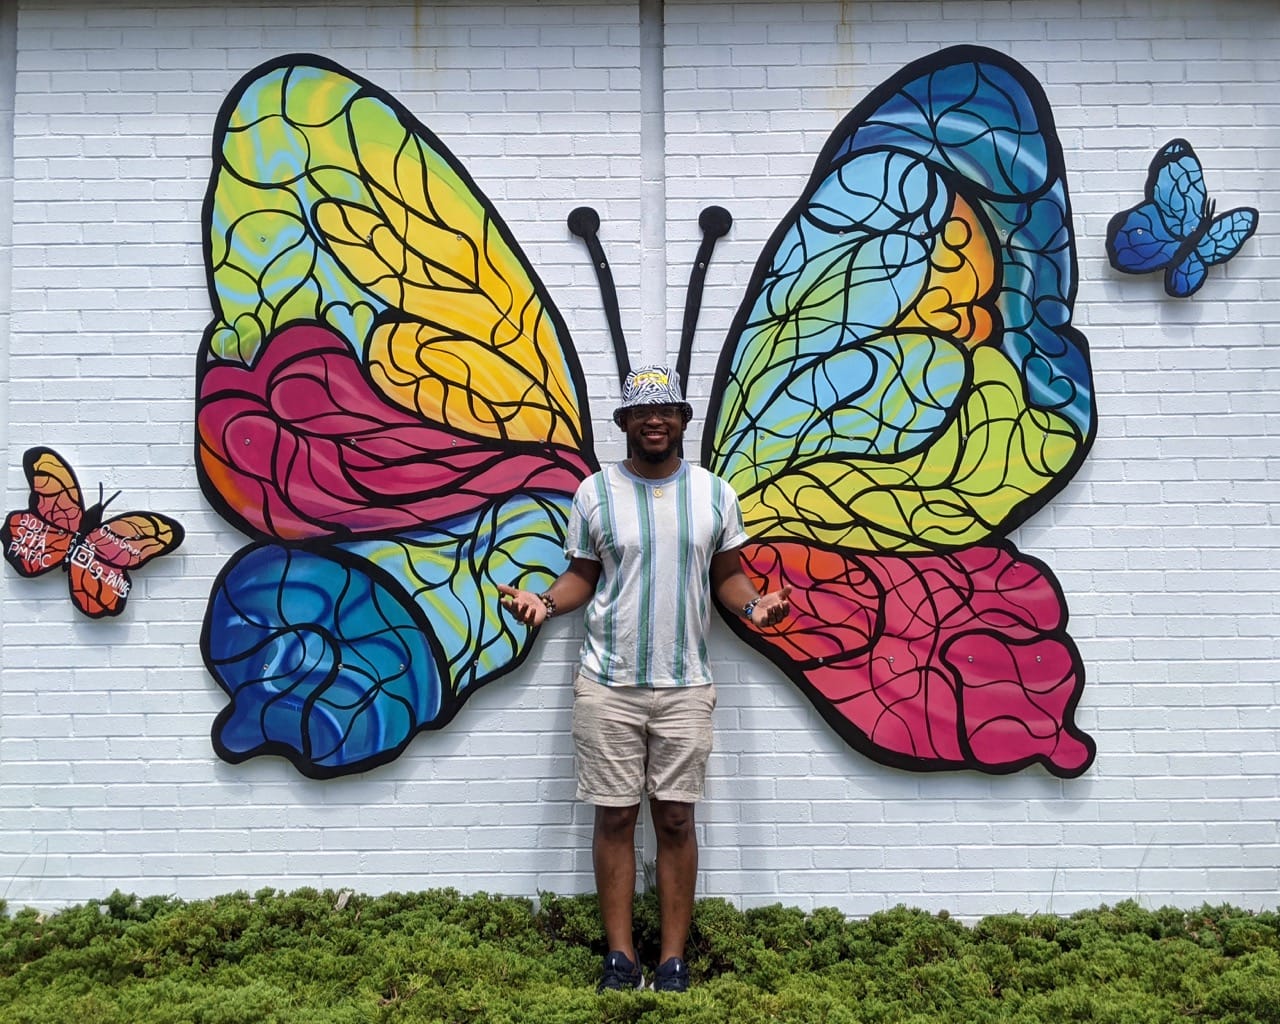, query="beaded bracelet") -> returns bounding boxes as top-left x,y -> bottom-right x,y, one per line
538,592 -> 557,618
